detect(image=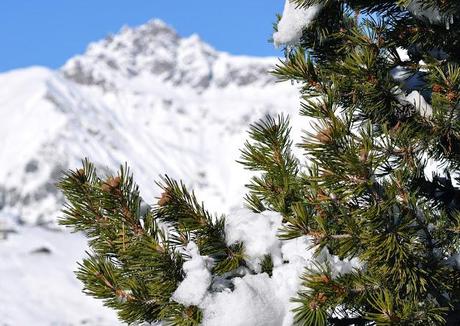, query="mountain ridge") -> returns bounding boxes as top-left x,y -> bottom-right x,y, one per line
61,19 -> 278,90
